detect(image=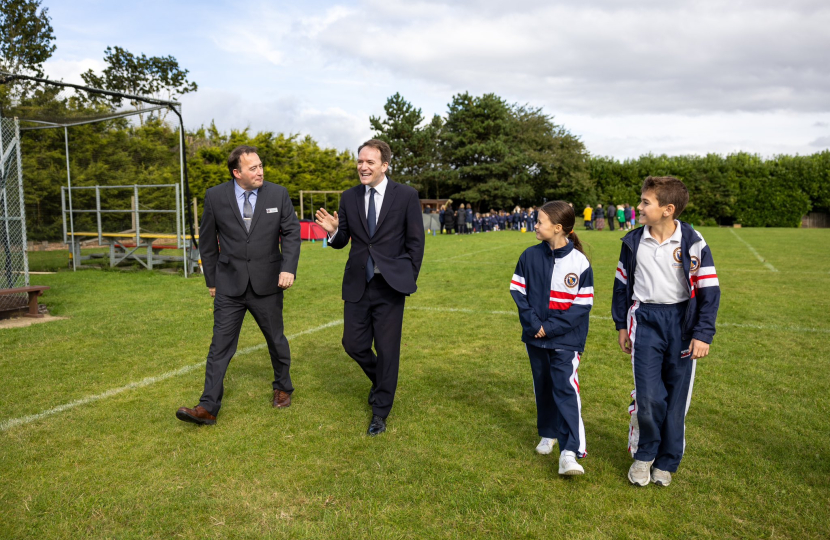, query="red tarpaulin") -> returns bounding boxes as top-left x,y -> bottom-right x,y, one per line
300,220 -> 327,240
